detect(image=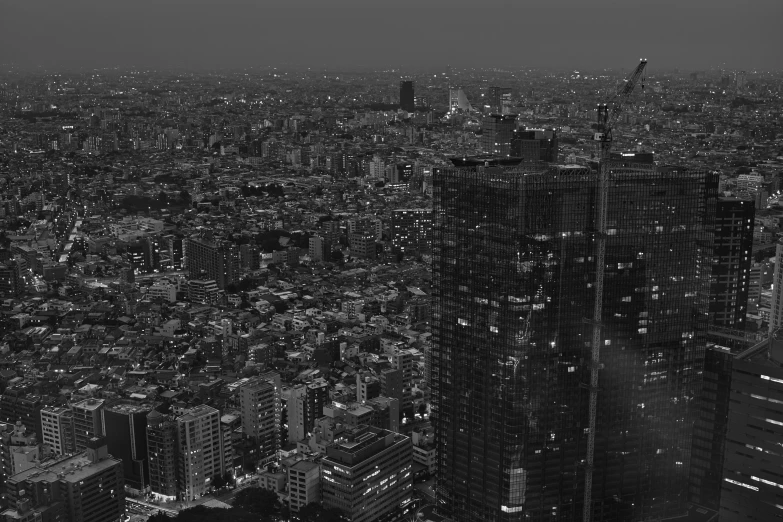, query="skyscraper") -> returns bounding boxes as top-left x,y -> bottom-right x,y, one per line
400,80 -> 415,112
431,163 -> 716,521
480,114 -> 517,157
709,198 -> 754,329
